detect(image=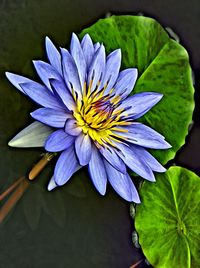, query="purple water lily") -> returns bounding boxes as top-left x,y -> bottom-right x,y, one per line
6,33 -> 171,203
